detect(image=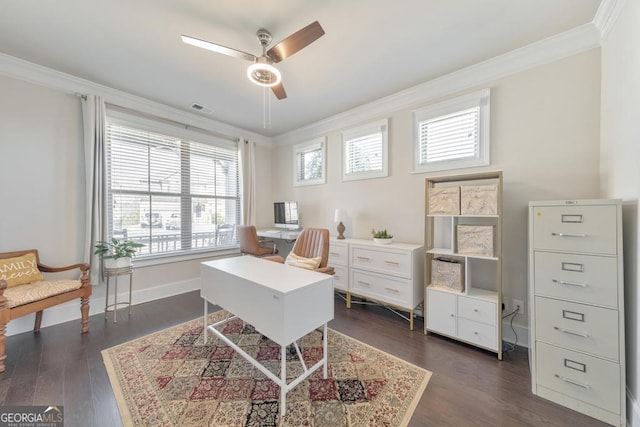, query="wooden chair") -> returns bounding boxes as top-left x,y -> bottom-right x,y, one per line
0,249 -> 92,373
237,225 -> 278,257
265,228 -> 334,275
